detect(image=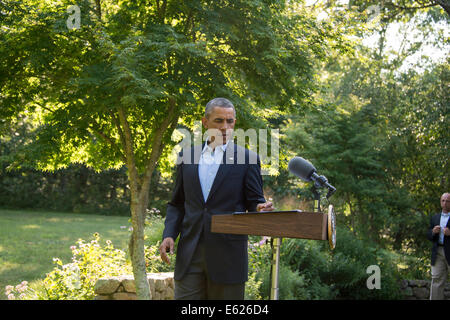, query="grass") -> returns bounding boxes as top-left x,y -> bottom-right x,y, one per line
0,209 -> 165,300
